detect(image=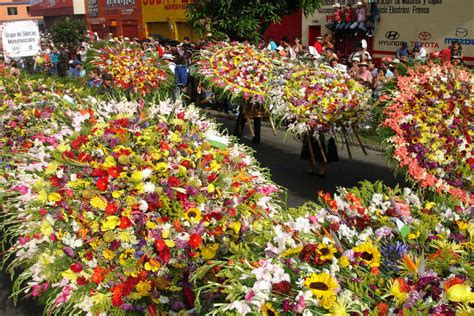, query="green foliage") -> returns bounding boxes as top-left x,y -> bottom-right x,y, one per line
187,0 -> 323,43
50,17 -> 87,50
